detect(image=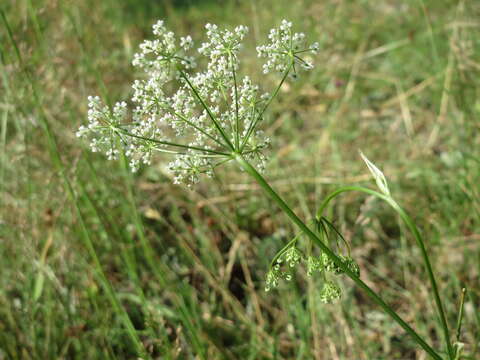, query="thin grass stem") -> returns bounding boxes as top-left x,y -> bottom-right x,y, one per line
1,10 -> 147,354
455,288 -> 466,342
